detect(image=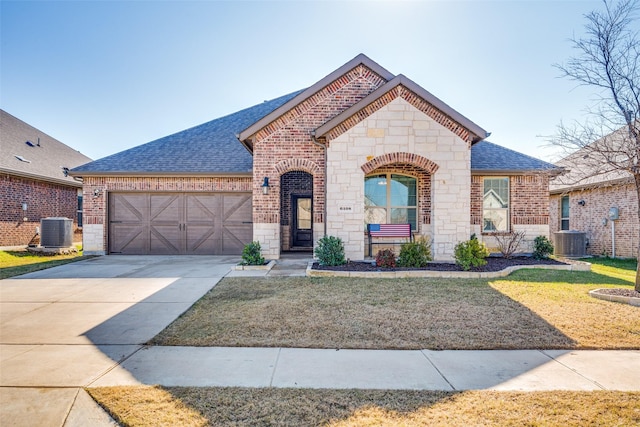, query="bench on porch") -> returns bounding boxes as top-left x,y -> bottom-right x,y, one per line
367,223 -> 413,257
